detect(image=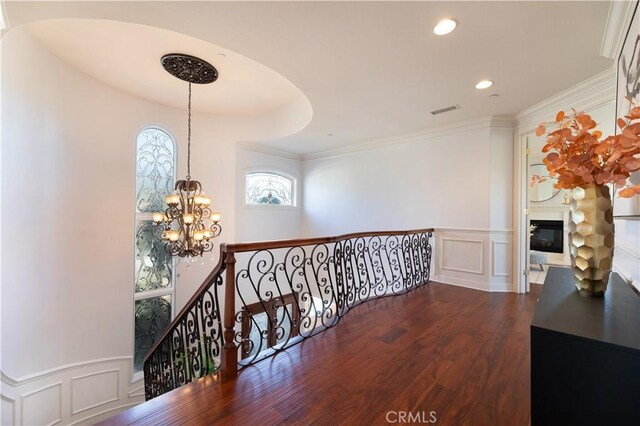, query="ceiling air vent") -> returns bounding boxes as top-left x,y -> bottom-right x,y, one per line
430,105 -> 460,115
